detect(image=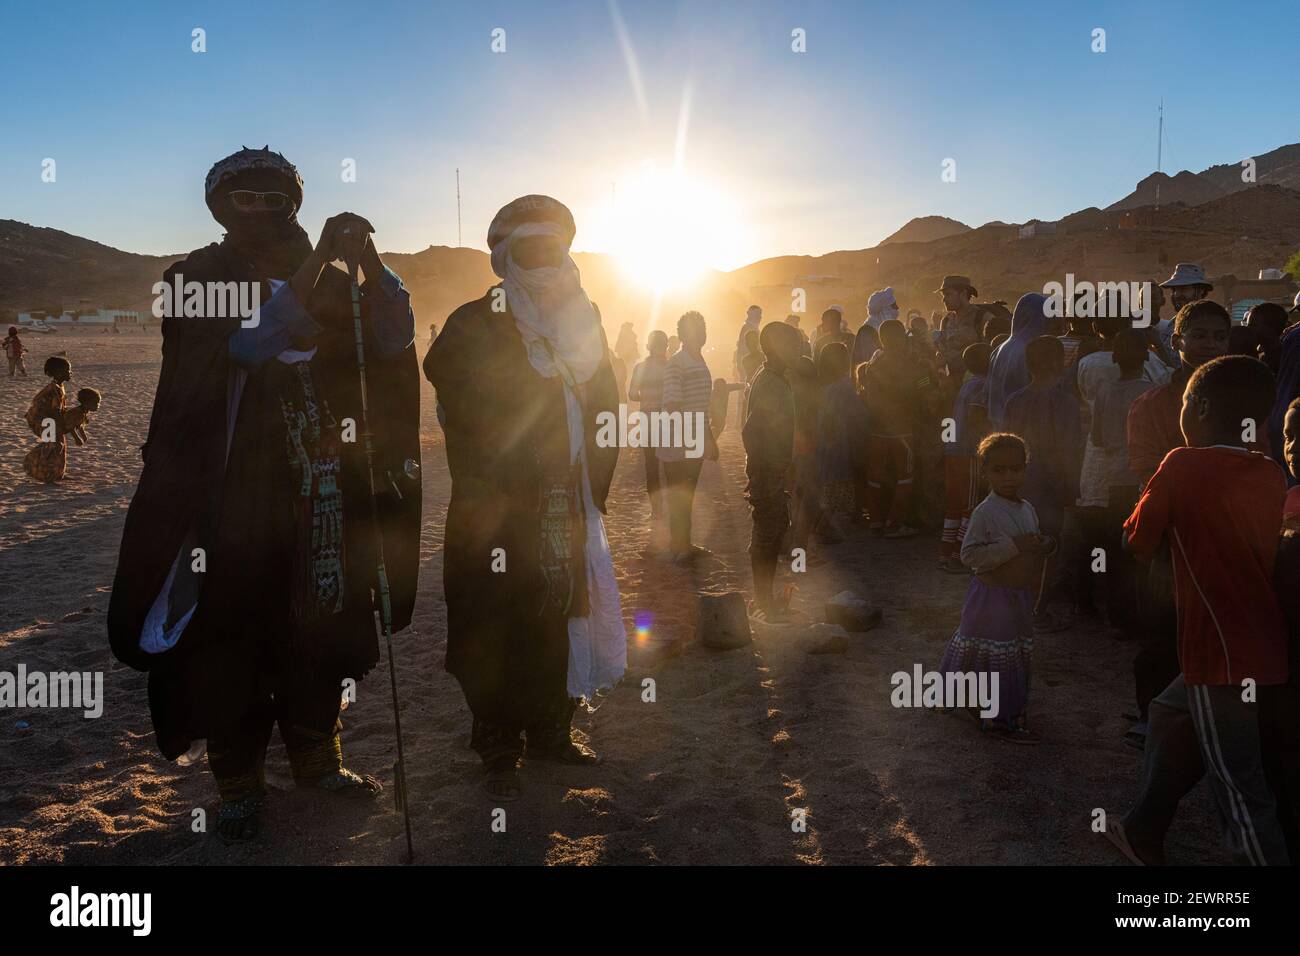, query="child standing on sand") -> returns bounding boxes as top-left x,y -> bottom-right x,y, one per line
3,326 -> 27,377
815,342 -> 866,536
1089,329 -> 1157,639
861,319 -> 934,538
743,322 -> 801,620
1003,336 -> 1080,633
23,356 -> 72,482
939,342 -> 991,572
938,433 -> 1054,741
